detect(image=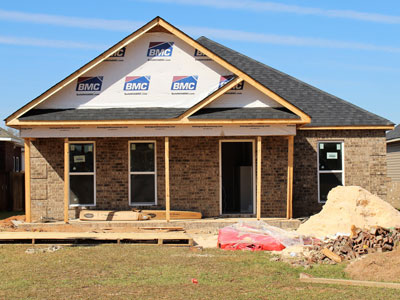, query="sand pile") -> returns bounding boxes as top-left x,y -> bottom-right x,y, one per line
297,186 -> 400,237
